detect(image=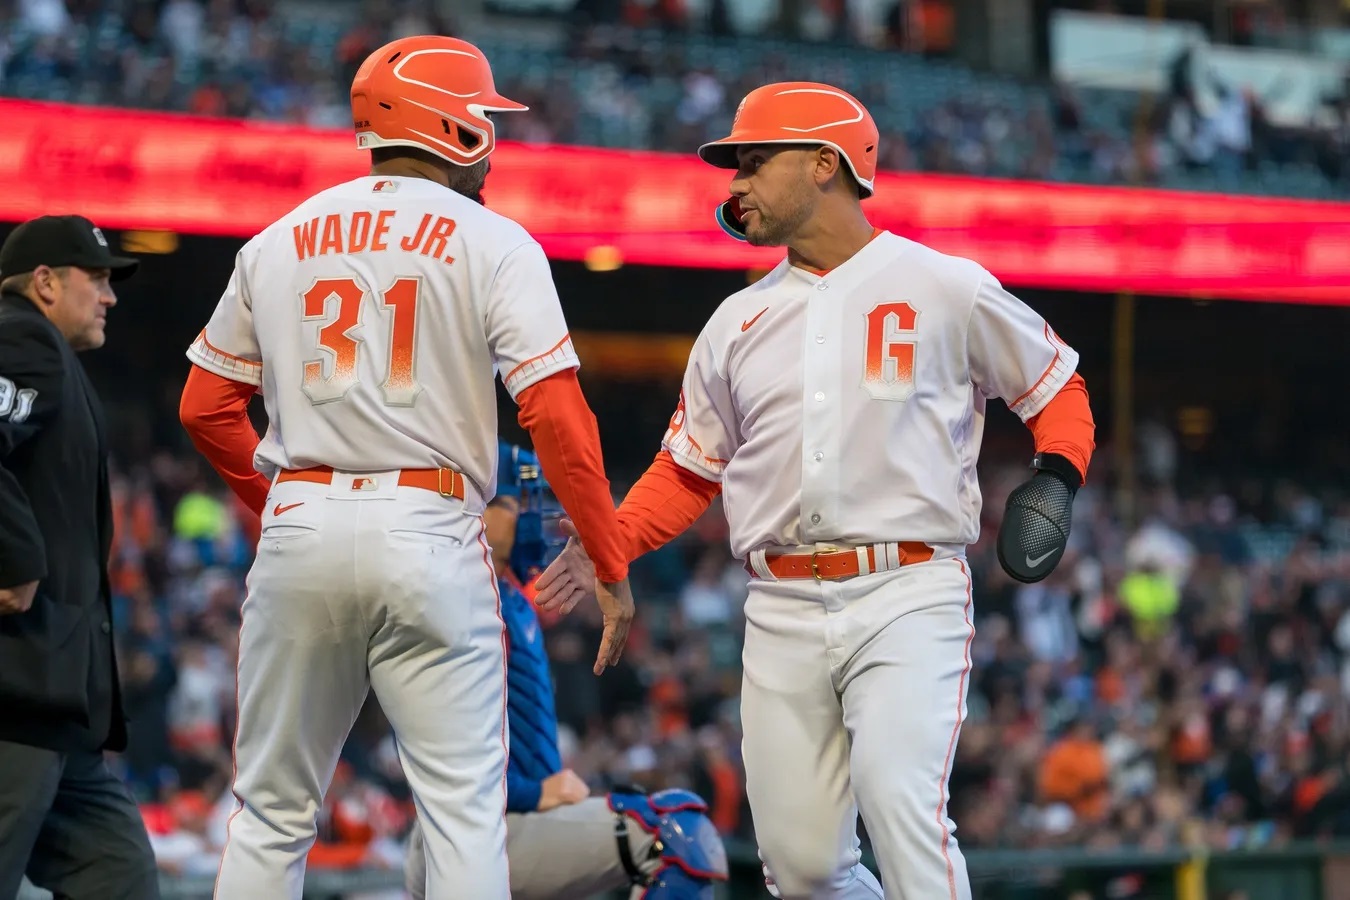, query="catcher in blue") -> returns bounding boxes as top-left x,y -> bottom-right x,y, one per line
403,441 -> 729,899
